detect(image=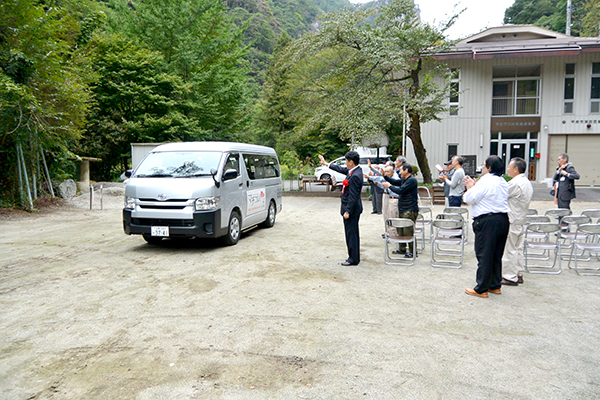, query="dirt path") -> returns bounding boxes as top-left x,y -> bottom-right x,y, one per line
1,189 -> 599,399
